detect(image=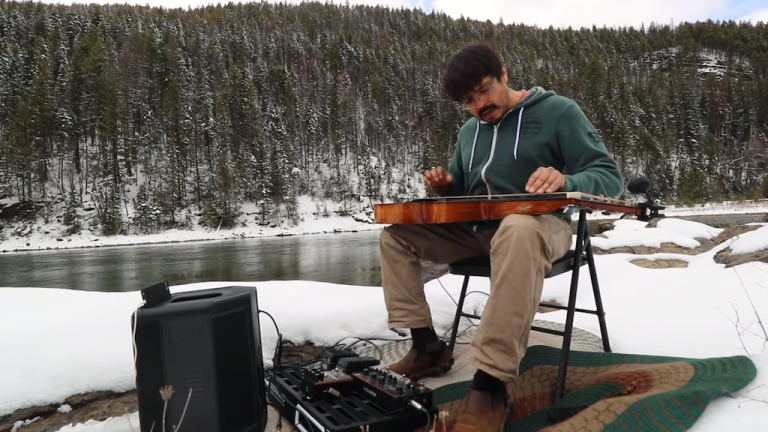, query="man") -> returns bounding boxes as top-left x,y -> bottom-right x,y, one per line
379,44 -> 623,431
